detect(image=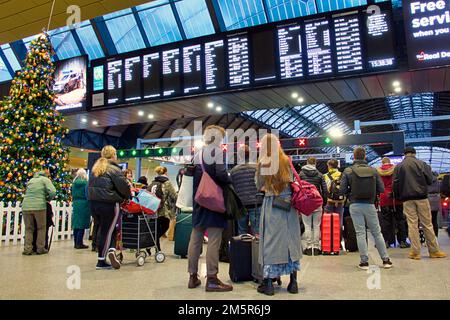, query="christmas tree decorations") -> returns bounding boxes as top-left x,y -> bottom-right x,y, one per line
0,33 -> 71,204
